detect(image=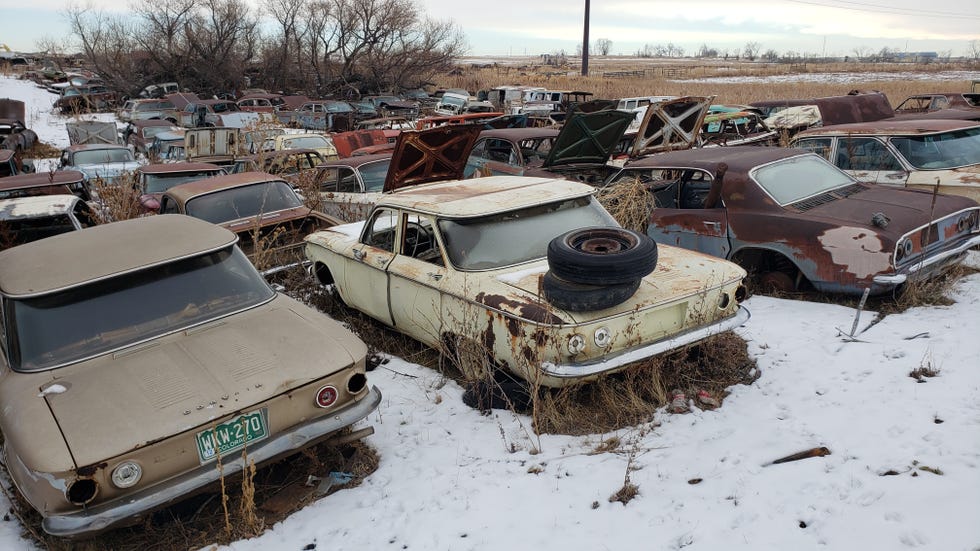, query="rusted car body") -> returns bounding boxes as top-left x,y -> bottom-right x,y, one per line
791,119 -> 980,202
751,91 -> 895,135
893,93 -> 980,122
54,84 -> 117,113
166,93 -> 260,129
124,119 -> 181,155
304,166 -> 748,388
116,99 -> 177,123
281,101 -> 354,132
183,127 -> 240,166
604,146 -> 980,296
314,153 -> 393,221
159,172 -> 341,273
332,129 -> 393,158
236,93 -> 284,113
228,149 -> 325,186
260,133 -> 338,160
0,214 -> 380,537
0,99 -> 37,156
700,107 -> 778,147
0,171 -> 91,201
134,162 -> 225,212
58,144 -> 143,187
0,194 -> 97,250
